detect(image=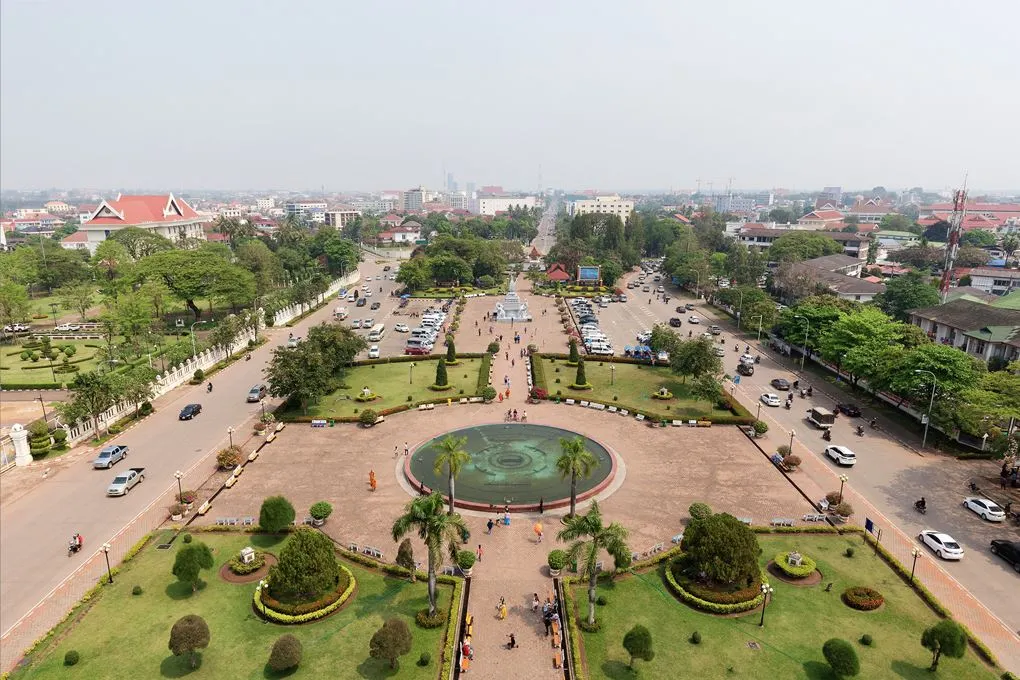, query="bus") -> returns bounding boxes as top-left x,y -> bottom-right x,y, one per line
367,324 -> 386,341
